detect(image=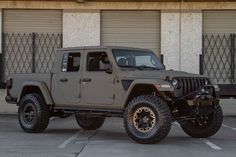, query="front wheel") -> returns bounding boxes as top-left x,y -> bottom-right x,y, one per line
180,105 -> 223,138
124,95 -> 172,144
